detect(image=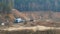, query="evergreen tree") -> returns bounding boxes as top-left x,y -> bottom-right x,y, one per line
0,0 -> 14,14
